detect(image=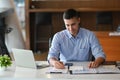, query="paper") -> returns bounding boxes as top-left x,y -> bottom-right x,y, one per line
70,66 -> 83,71
70,66 -> 96,74
116,61 -> 120,67
109,32 -> 120,36
70,65 -> 120,74
46,65 -> 120,74
97,65 -> 120,74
